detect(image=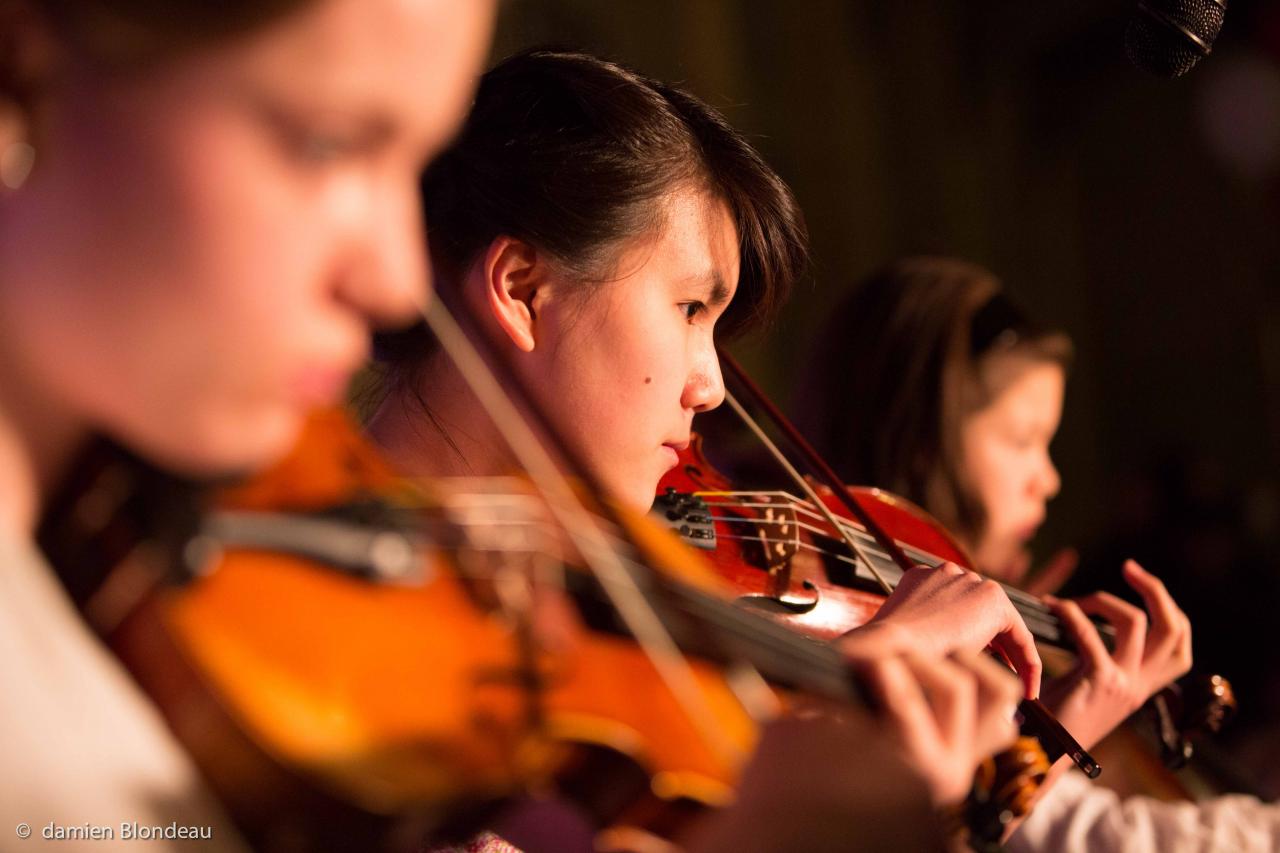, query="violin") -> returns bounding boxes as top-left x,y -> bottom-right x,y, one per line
656,442 -> 1232,782
659,346 -> 1236,805
35,288 -> 1063,851
42,409 -> 990,851
657,435 -> 1094,648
